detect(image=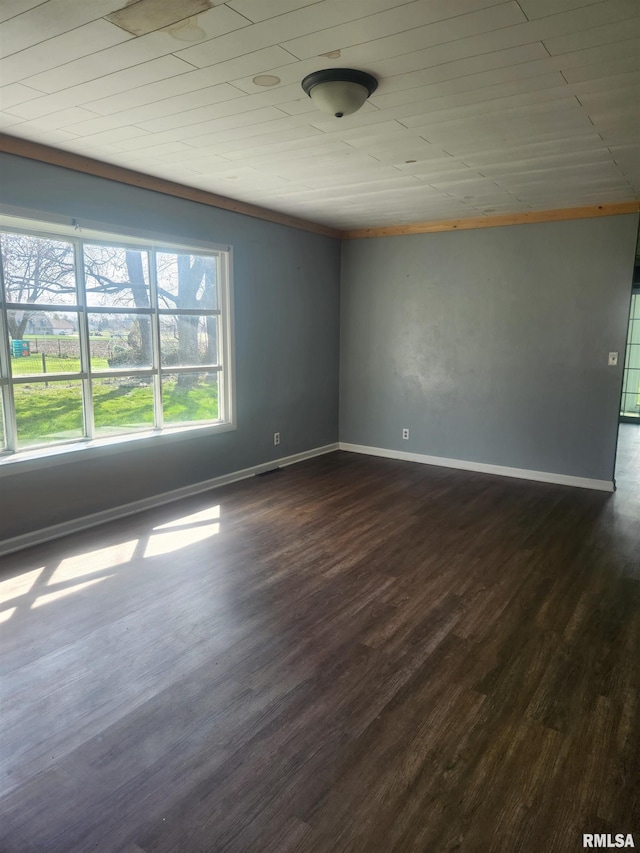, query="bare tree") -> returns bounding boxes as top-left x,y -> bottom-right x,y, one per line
0,233 -> 75,339
2,232 -> 216,381
158,253 -> 216,387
